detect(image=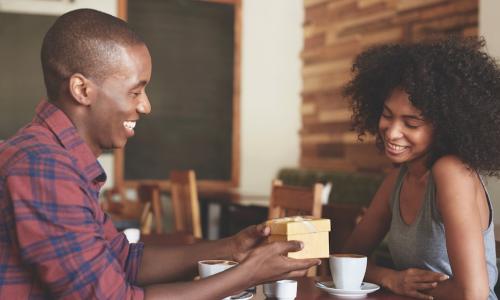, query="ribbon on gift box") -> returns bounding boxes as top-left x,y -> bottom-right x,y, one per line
267,216 -> 318,233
